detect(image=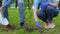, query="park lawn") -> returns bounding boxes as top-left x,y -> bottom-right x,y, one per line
0,8 -> 60,34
